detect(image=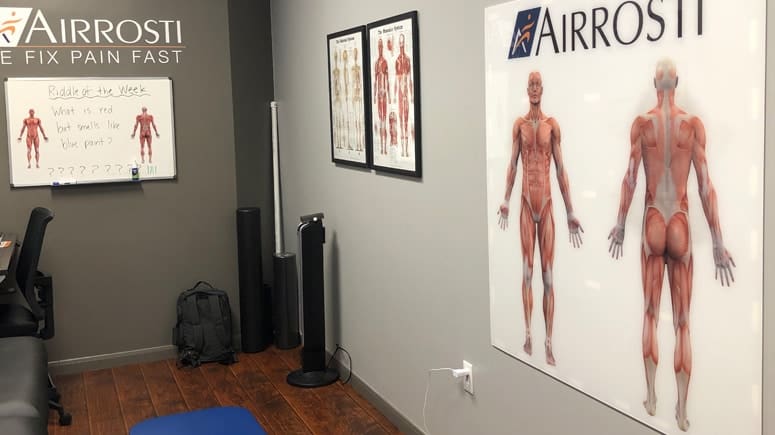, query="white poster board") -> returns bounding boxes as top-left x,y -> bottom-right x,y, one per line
485,1 -> 764,434
4,77 -> 176,187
